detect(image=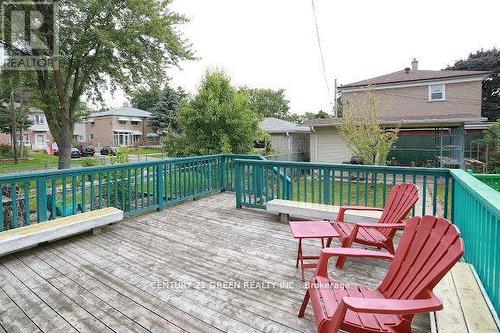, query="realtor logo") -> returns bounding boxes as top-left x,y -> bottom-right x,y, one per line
1,1 -> 59,70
